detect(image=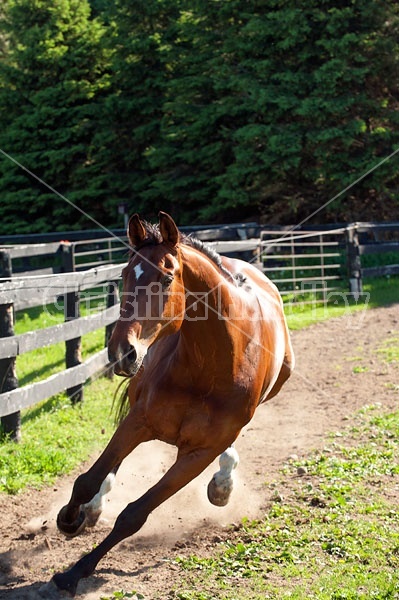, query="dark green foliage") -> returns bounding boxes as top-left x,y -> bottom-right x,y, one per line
149,0 -> 399,224
0,0 -> 398,233
0,0 -> 110,233
85,0 -> 181,223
